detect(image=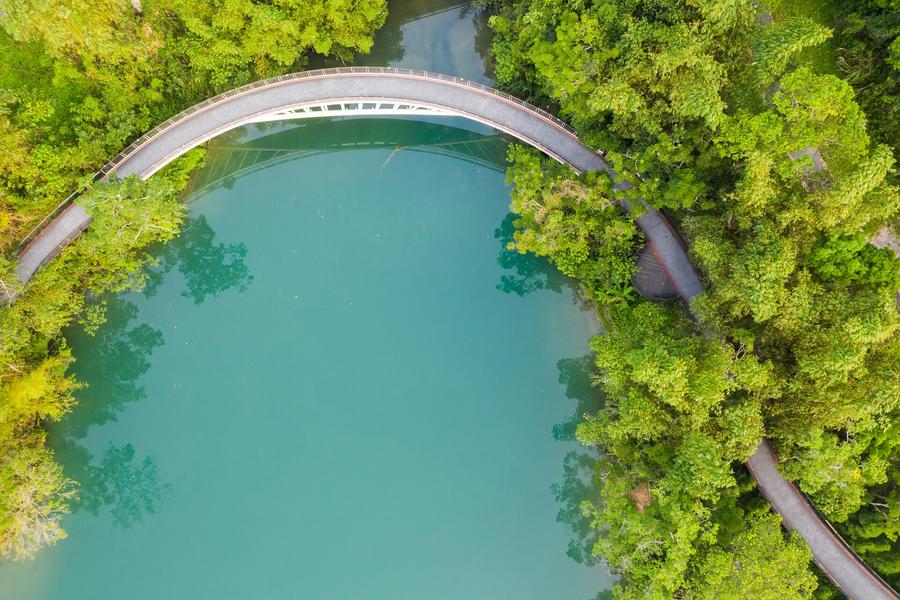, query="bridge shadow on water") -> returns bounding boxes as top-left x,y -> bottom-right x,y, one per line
53,213 -> 254,528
